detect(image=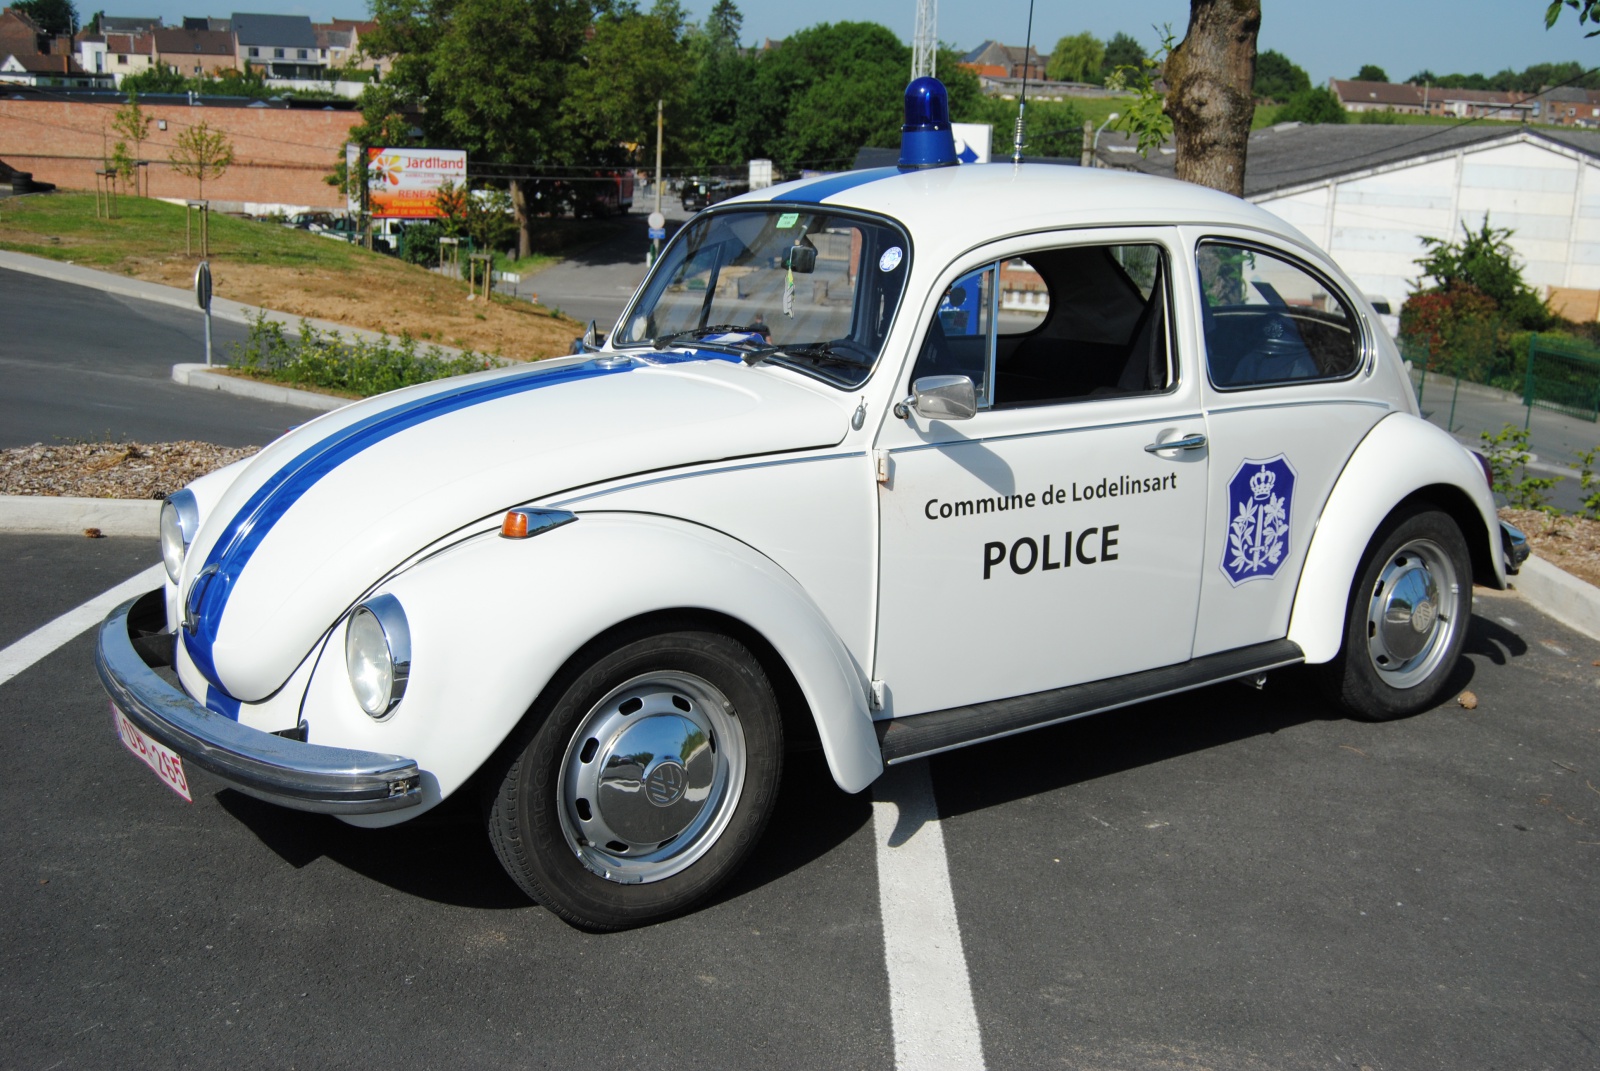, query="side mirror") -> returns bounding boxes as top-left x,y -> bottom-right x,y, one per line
896,375 -> 977,421
581,320 -> 599,352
